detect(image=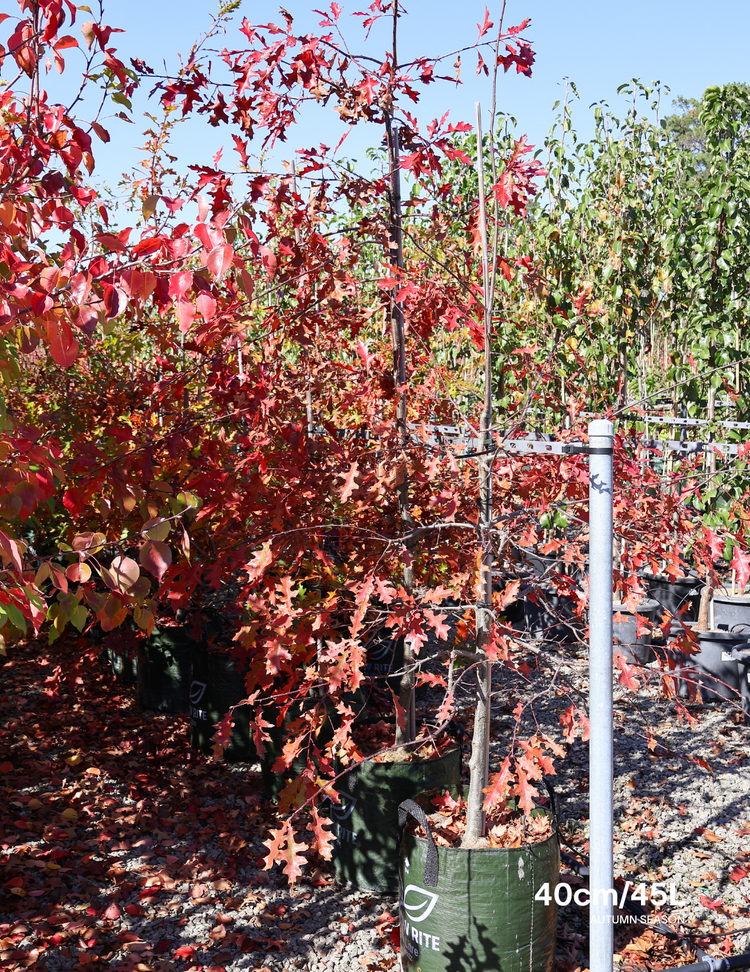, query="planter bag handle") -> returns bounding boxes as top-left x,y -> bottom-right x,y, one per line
542,777 -> 558,820
397,798 -> 439,888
